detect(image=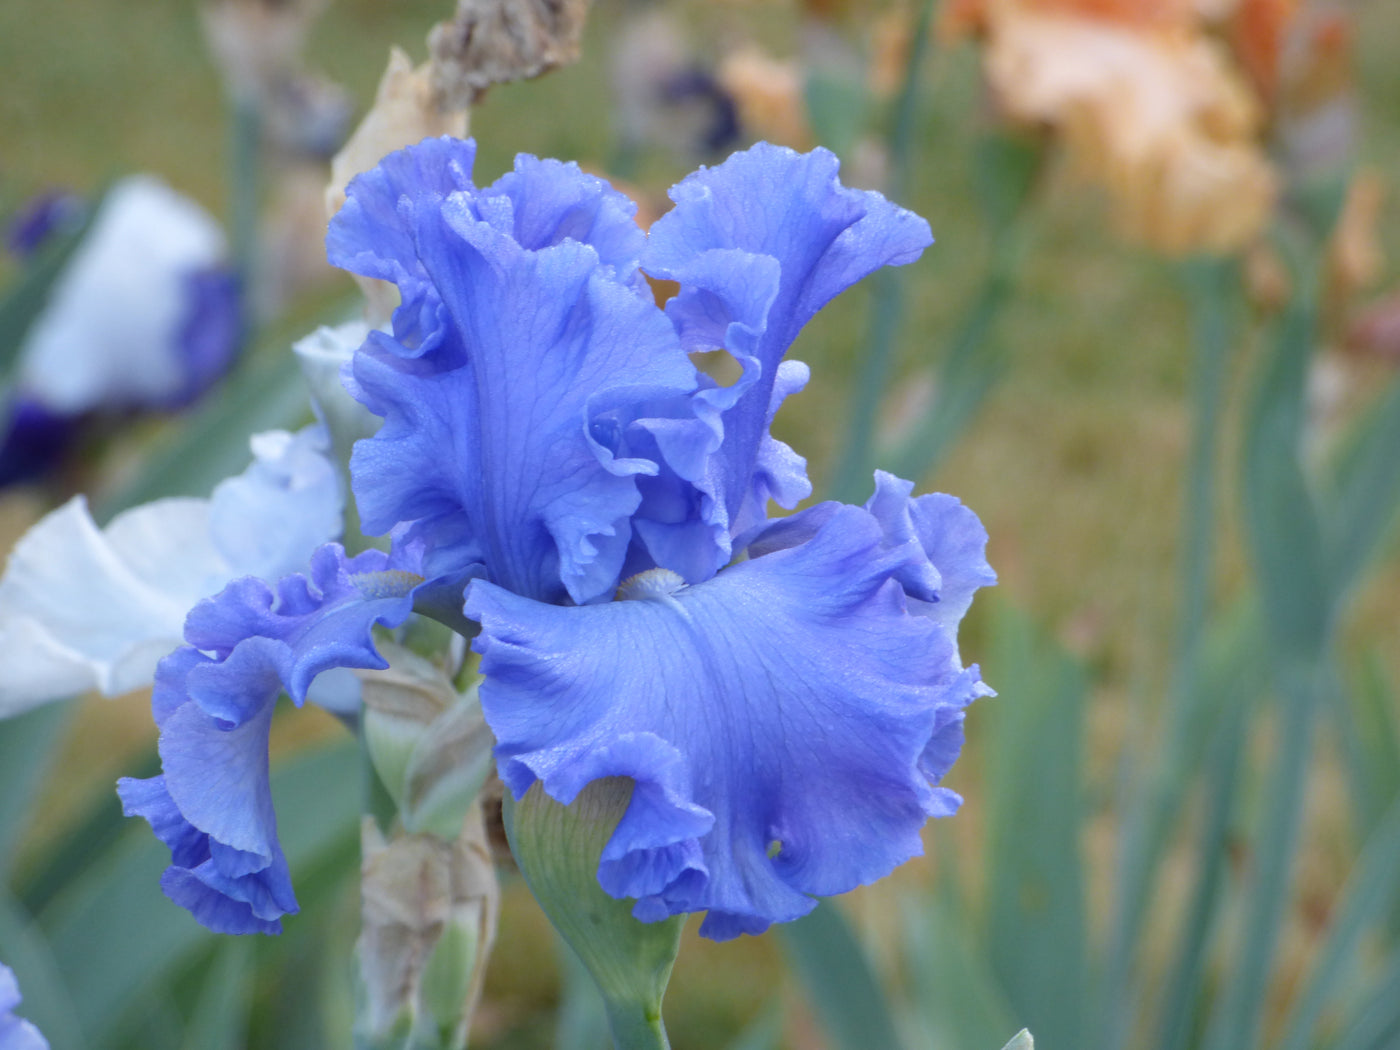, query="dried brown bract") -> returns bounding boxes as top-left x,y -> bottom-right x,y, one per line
359,809 -> 500,1043
427,0 -> 593,110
